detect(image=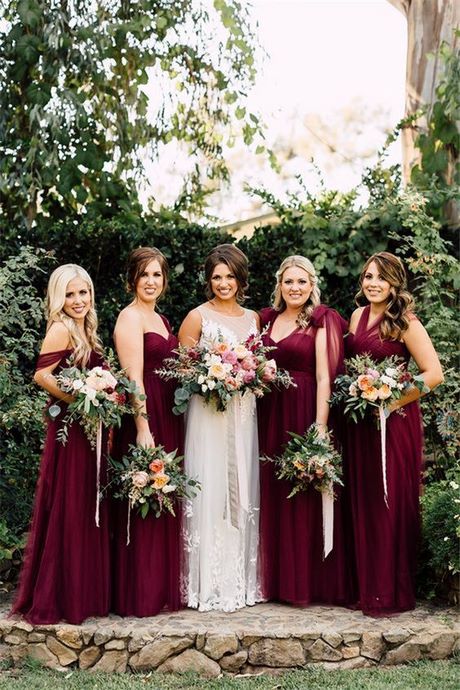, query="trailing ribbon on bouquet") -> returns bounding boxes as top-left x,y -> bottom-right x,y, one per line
226,397 -> 249,529
126,503 -> 131,546
95,420 -> 102,527
378,404 -> 389,509
322,488 -> 334,559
